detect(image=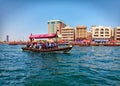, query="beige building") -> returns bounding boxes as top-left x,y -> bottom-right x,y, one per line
75,25 -> 87,40
48,20 -> 66,35
87,31 -> 92,40
61,26 -> 75,42
114,27 -> 120,42
91,26 -> 112,42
